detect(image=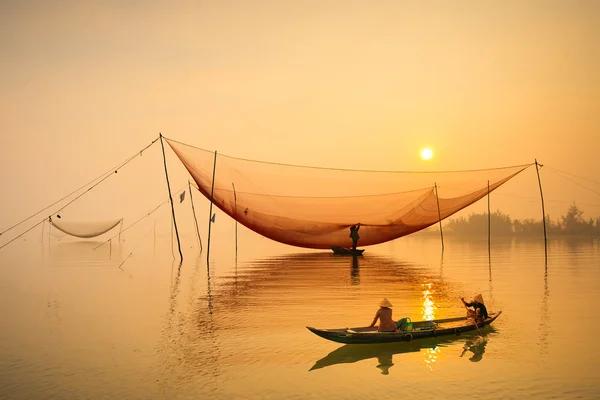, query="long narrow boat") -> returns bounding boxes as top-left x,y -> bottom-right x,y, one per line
309,328 -> 495,371
307,311 -> 502,344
